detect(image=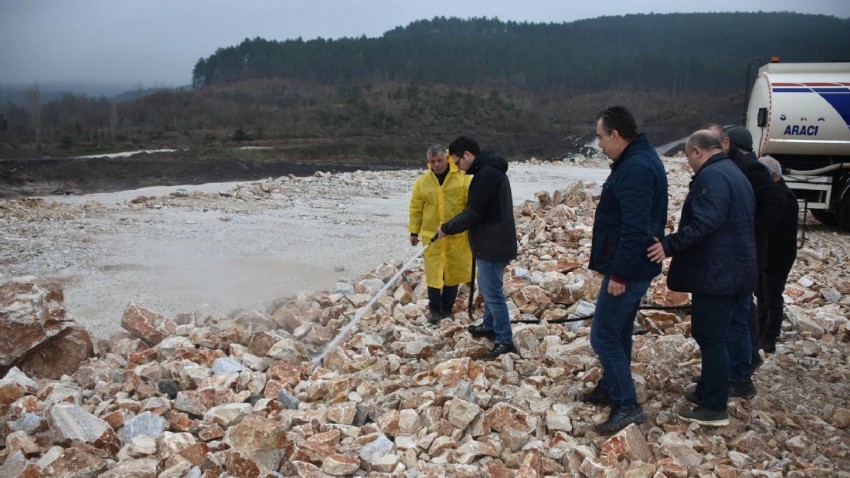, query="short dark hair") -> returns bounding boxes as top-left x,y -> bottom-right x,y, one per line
448,136 -> 481,158
597,106 -> 637,141
704,123 -> 727,141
